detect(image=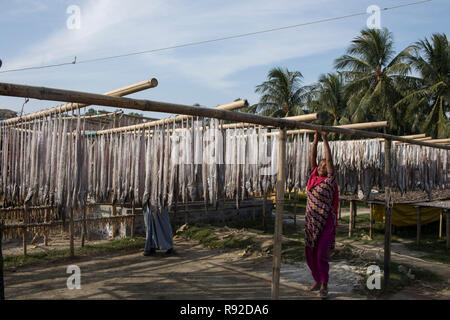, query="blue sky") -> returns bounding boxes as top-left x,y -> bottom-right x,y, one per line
0,0 -> 449,119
